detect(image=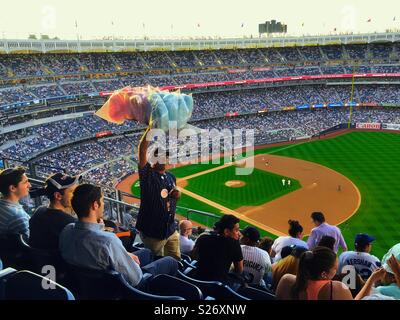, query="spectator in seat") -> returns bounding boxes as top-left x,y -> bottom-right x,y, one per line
280,245 -> 297,260
271,220 -> 308,262
371,244 -> 400,299
240,226 -> 272,288
191,214 -> 243,287
258,236 -> 274,256
338,233 -> 381,280
276,246 -> 386,300
318,235 -> 336,251
29,173 -> 80,251
307,212 -> 347,253
0,167 -> 31,239
59,184 -> 178,288
179,219 -> 195,255
272,245 -> 307,290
